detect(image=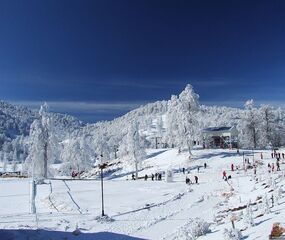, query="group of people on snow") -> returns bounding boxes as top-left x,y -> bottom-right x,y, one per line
137,172 -> 162,181
185,175 -> 198,185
